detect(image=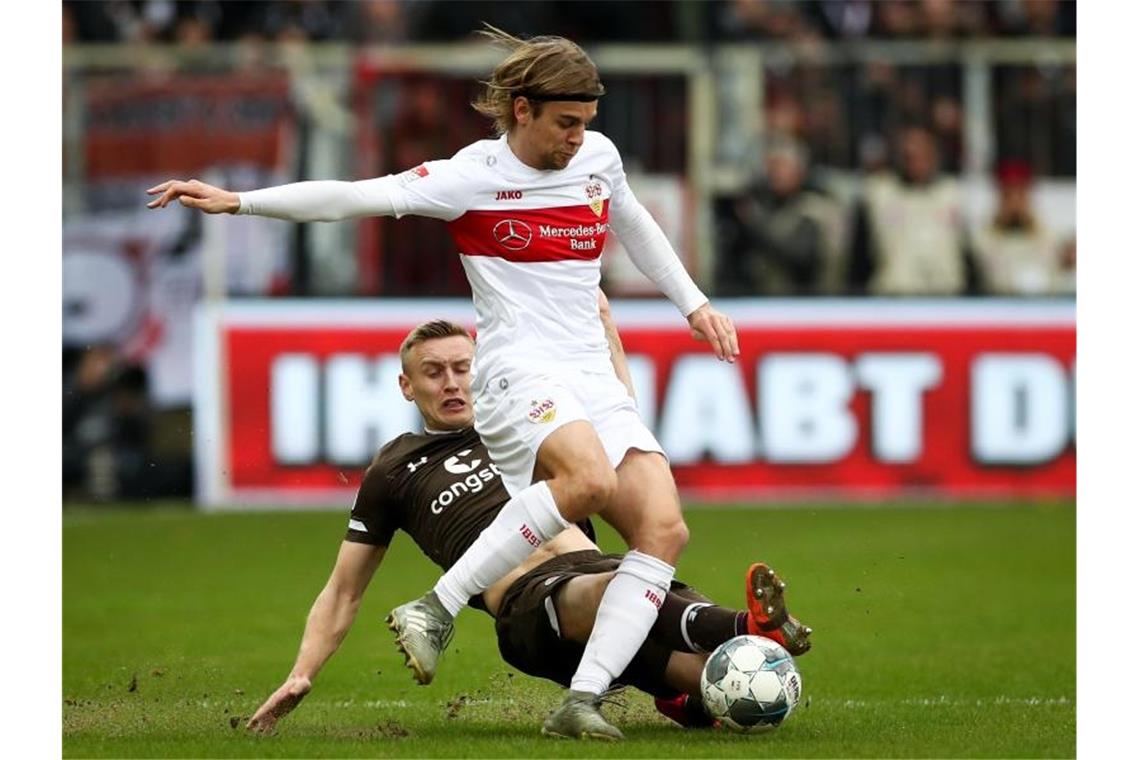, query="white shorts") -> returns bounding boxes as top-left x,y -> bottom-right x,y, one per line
473,364 -> 665,496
